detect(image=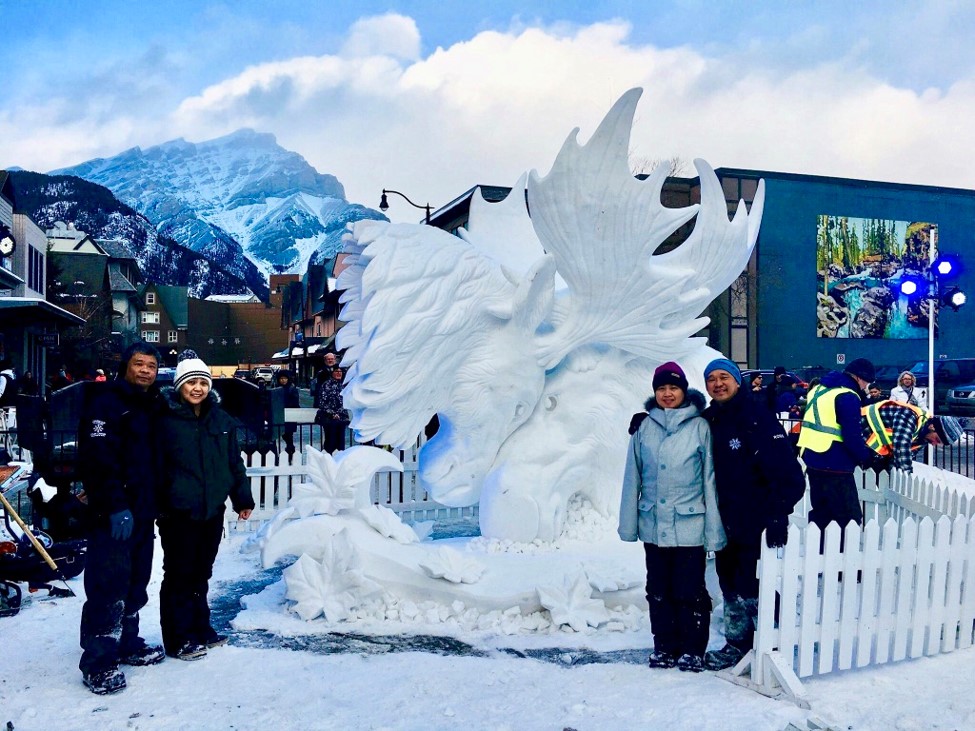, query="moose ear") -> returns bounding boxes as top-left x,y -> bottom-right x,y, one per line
511,255 -> 556,332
